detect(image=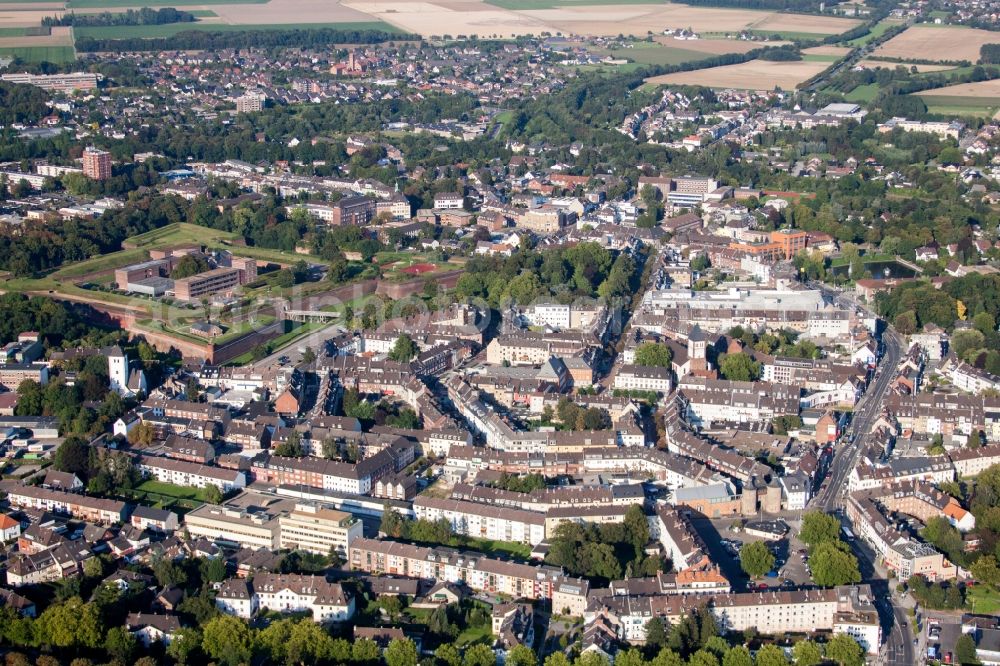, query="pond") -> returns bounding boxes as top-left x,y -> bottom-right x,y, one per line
829,259 -> 918,279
